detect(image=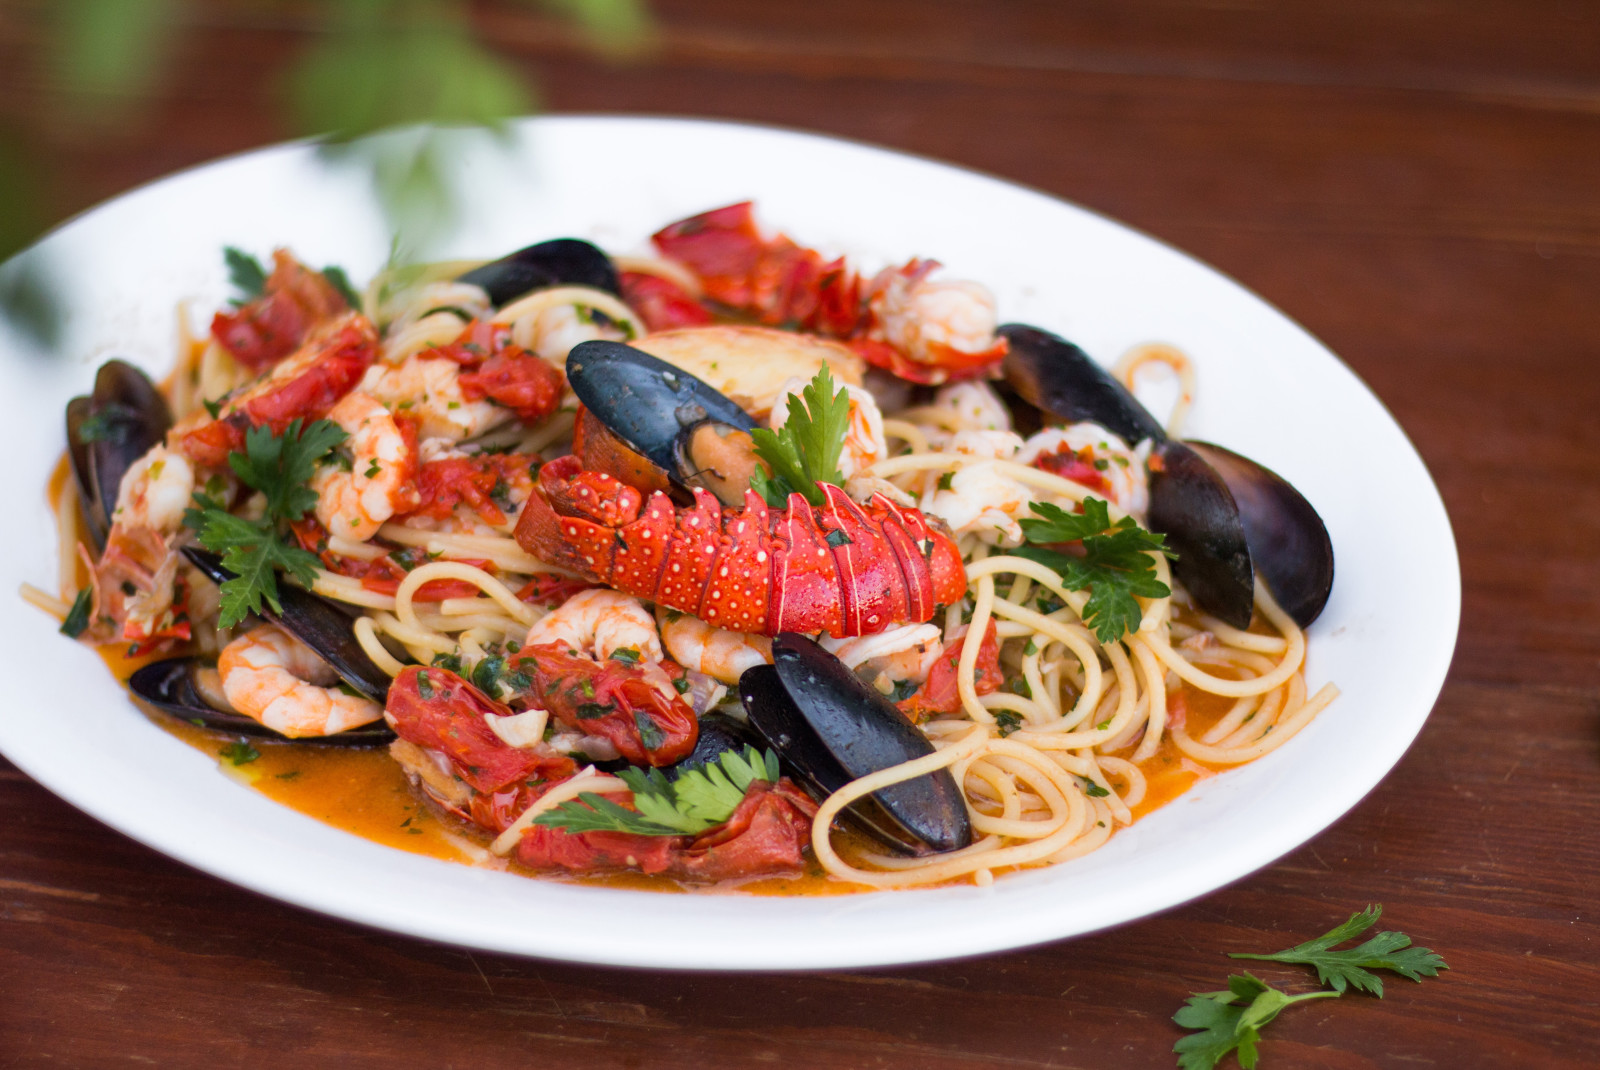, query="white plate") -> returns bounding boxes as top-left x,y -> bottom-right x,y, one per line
0,116 -> 1459,970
